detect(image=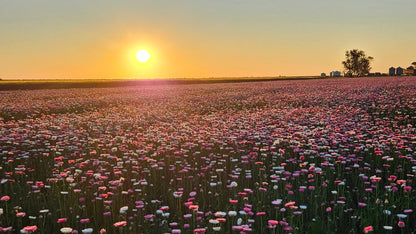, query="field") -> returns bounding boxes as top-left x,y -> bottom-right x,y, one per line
0,76 -> 321,91
0,76 -> 415,233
